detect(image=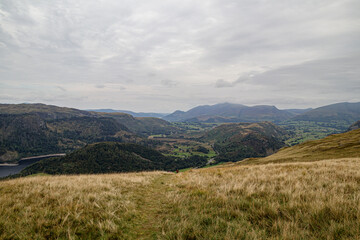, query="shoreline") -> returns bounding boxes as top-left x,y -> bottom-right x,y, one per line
0,163 -> 19,167
20,153 -> 66,161
0,153 -> 66,167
